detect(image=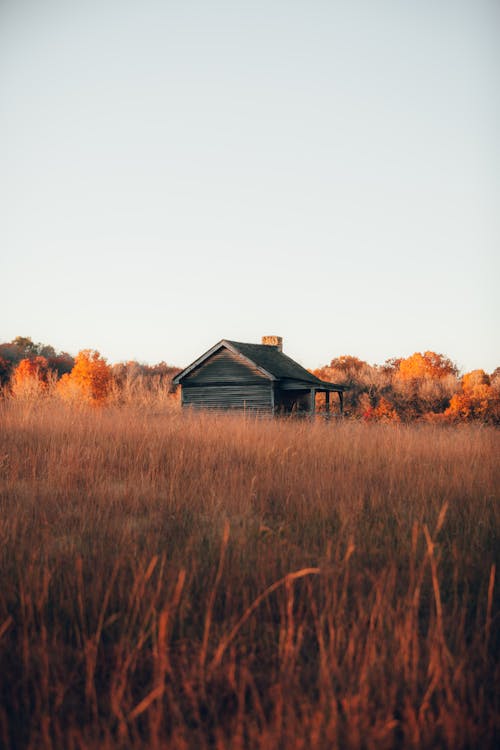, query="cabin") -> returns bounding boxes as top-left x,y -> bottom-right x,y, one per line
172,336 -> 347,416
